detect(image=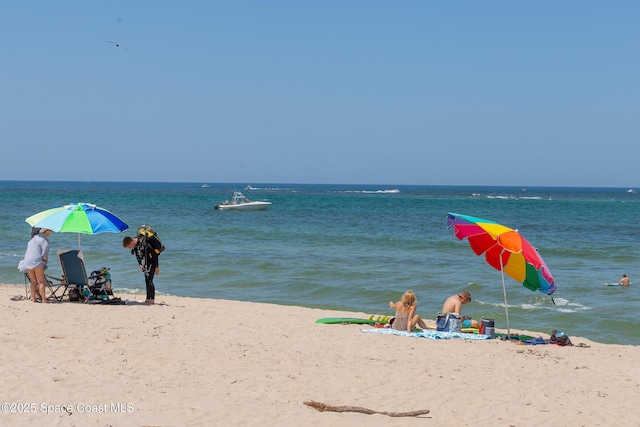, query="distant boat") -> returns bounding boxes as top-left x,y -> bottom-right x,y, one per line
214,192 -> 271,211
628,189 -> 636,194
201,184 -> 210,188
